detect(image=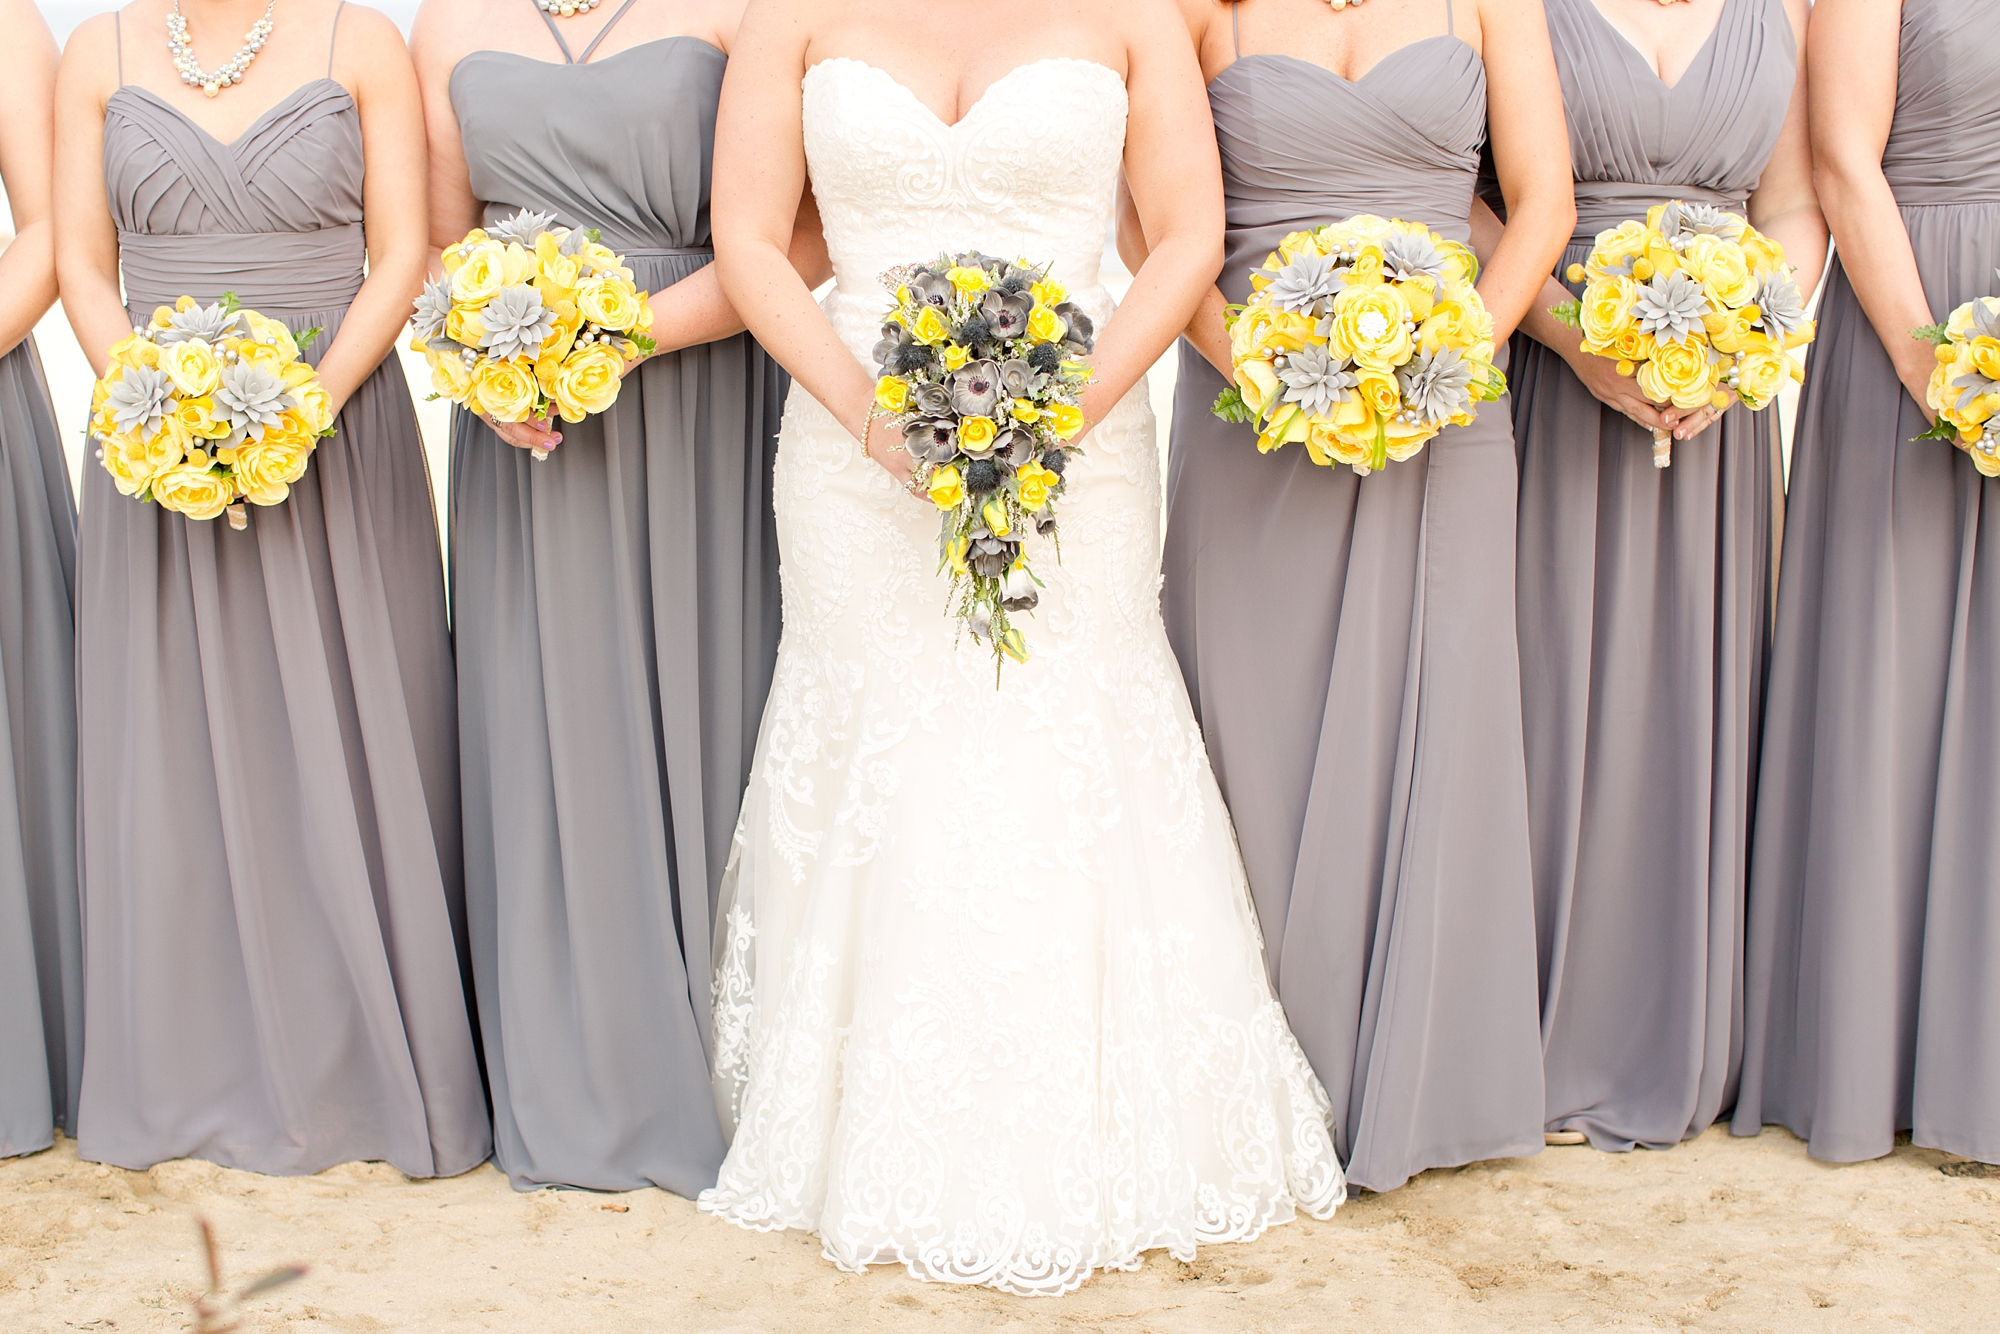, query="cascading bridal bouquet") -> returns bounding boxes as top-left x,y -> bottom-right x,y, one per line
91,294 -> 335,529
1213,215 -> 1505,475
872,252 -> 1094,676
1552,200 -> 1815,467
414,209 -> 657,458
1914,282 -> 2000,476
